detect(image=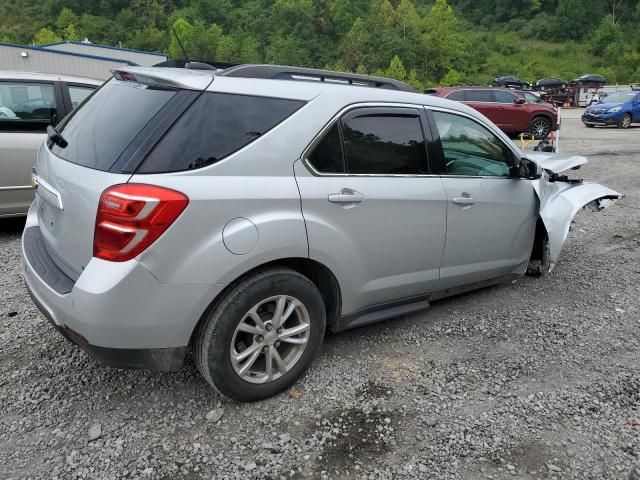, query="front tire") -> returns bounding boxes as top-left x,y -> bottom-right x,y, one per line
618,113 -> 632,129
584,123 -> 595,128
193,268 -> 326,401
529,116 -> 552,139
